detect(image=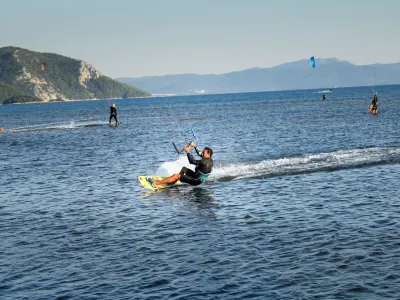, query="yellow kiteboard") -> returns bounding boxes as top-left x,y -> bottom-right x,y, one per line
137,176 -> 184,190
